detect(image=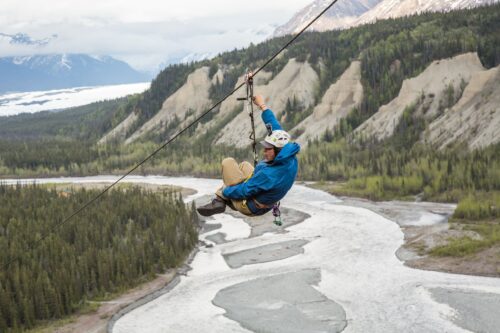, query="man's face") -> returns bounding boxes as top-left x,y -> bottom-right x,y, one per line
263,147 -> 276,162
